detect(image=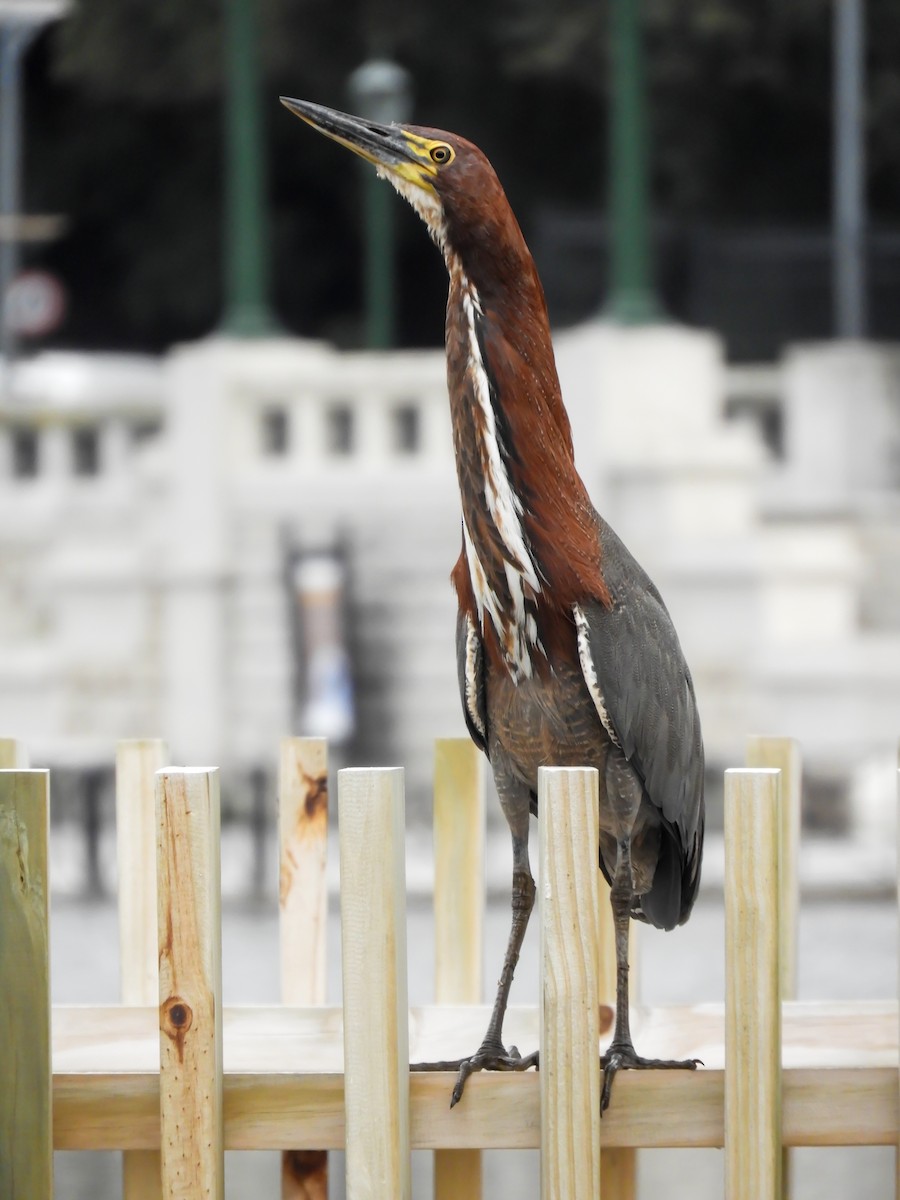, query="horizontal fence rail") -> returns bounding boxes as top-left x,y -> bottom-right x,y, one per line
0,734 -> 897,1200
48,1002 -> 897,1148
